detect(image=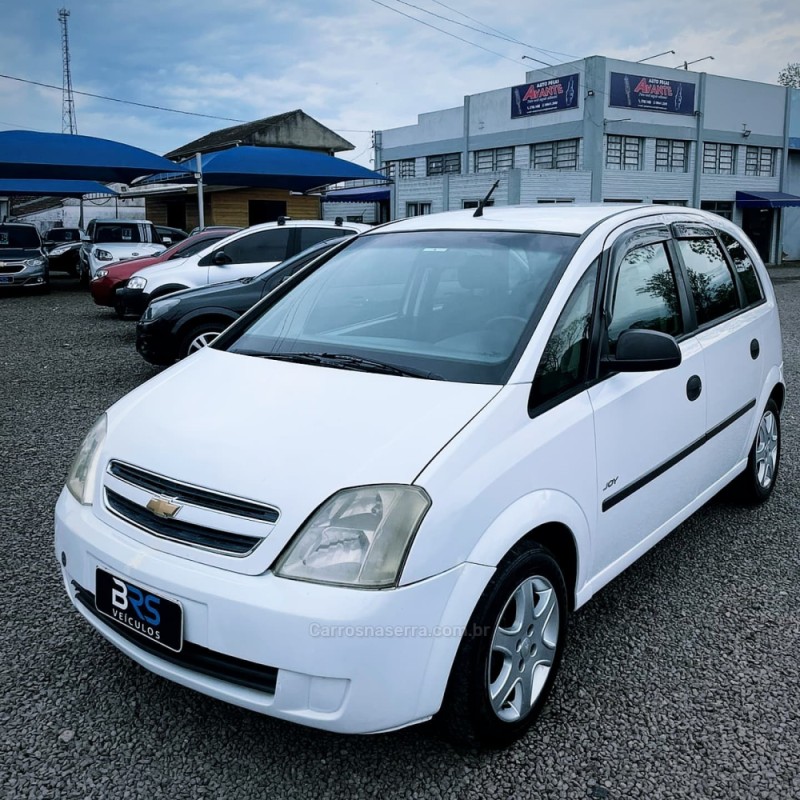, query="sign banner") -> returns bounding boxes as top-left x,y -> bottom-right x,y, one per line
511,74 -> 579,118
609,72 -> 696,115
